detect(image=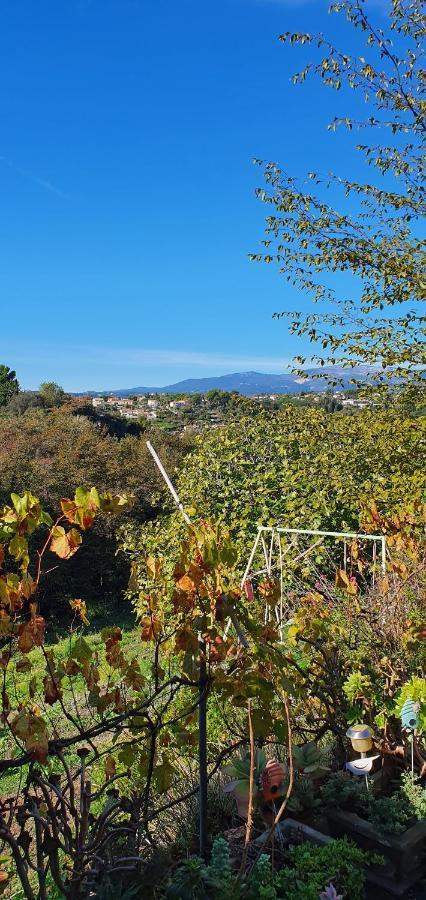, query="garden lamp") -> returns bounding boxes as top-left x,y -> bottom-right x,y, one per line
346,724 -> 373,758
345,725 -> 376,788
